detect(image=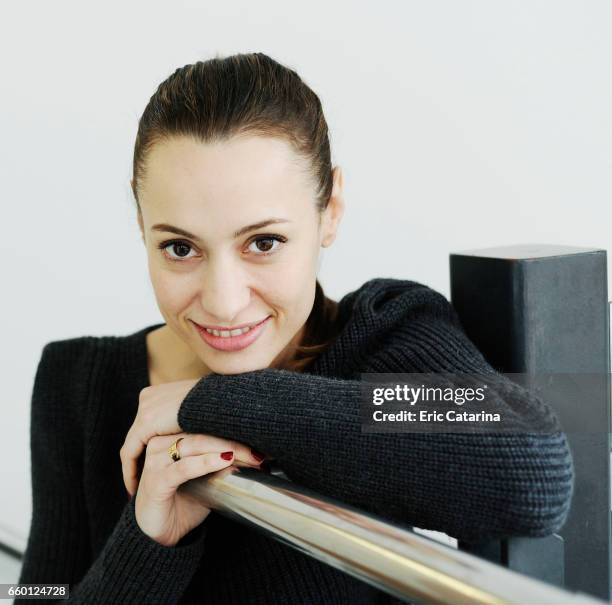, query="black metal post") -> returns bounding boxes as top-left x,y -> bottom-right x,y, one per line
449,244 -> 610,602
